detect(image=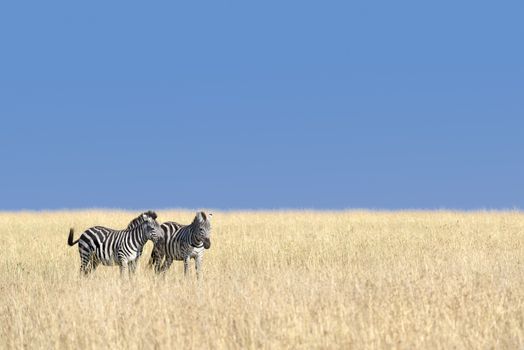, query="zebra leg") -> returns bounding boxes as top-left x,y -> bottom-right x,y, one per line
154,246 -> 166,274
79,253 -> 92,276
160,257 -> 174,274
79,262 -> 89,275
148,238 -> 166,272
78,246 -> 90,275
183,257 -> 190,276
195,256 -> 203,280
149,243 -> 164,273
90,258 -> 100,273
154,255 -> 163,274
147,244 -> 159,269
155,250 -> 166,273
129,260 -> 138,274
119,260 -> 129,277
